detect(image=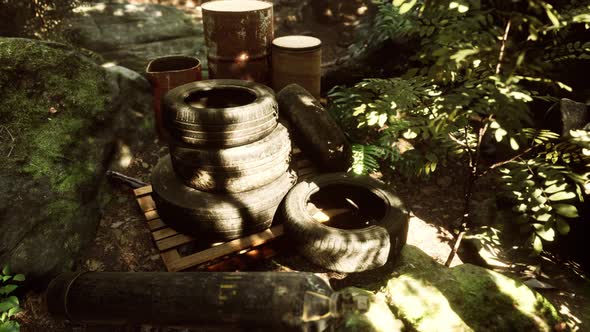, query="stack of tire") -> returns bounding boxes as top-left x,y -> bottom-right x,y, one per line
151,79 -> 297,241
